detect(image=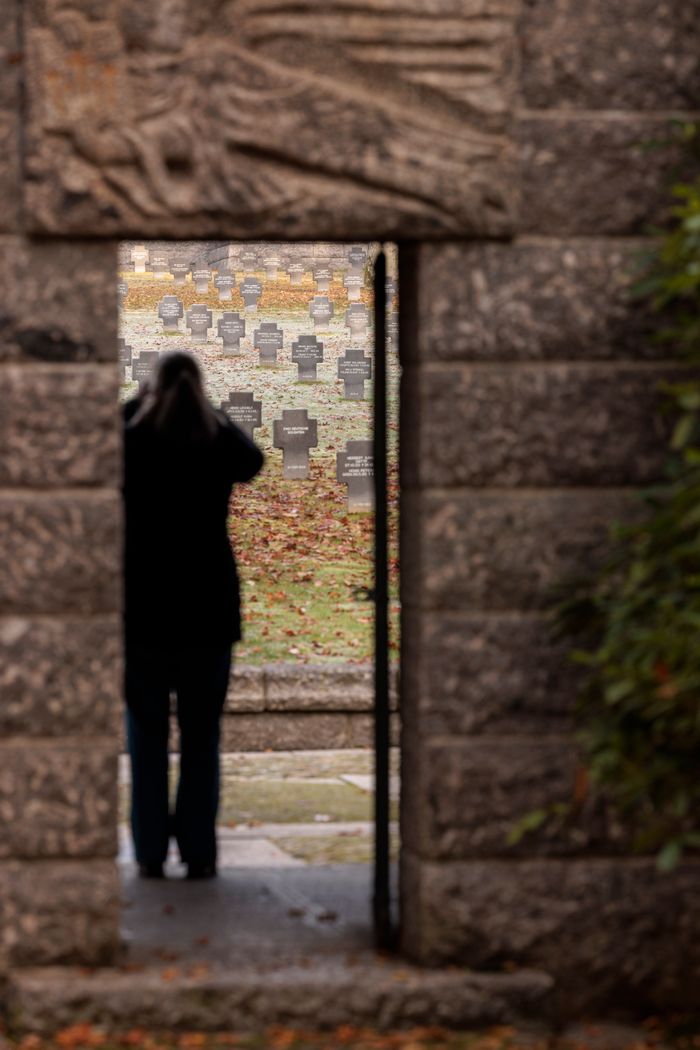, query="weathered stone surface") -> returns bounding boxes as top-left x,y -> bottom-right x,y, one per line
0,366 -> 120,486
401,852 -> 700,1012
265,663 -> 374,712
401,491 -> 633,612
0,2 -> 21,233
0,237 -> 118,362
402,364 -> 684,488
0,860 -> 120,966
400,240 -> 662,363
0,494 -> 121,614
401,738 -> 627,860
0,617 -> 121,737
400,611 -> 577,736
520,0 -> 700,111
0,746 -> 117,859
23,0 -> 516,238
221,712 -> 399,752
226,665 -> 265,713
517,118 -> 691,235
